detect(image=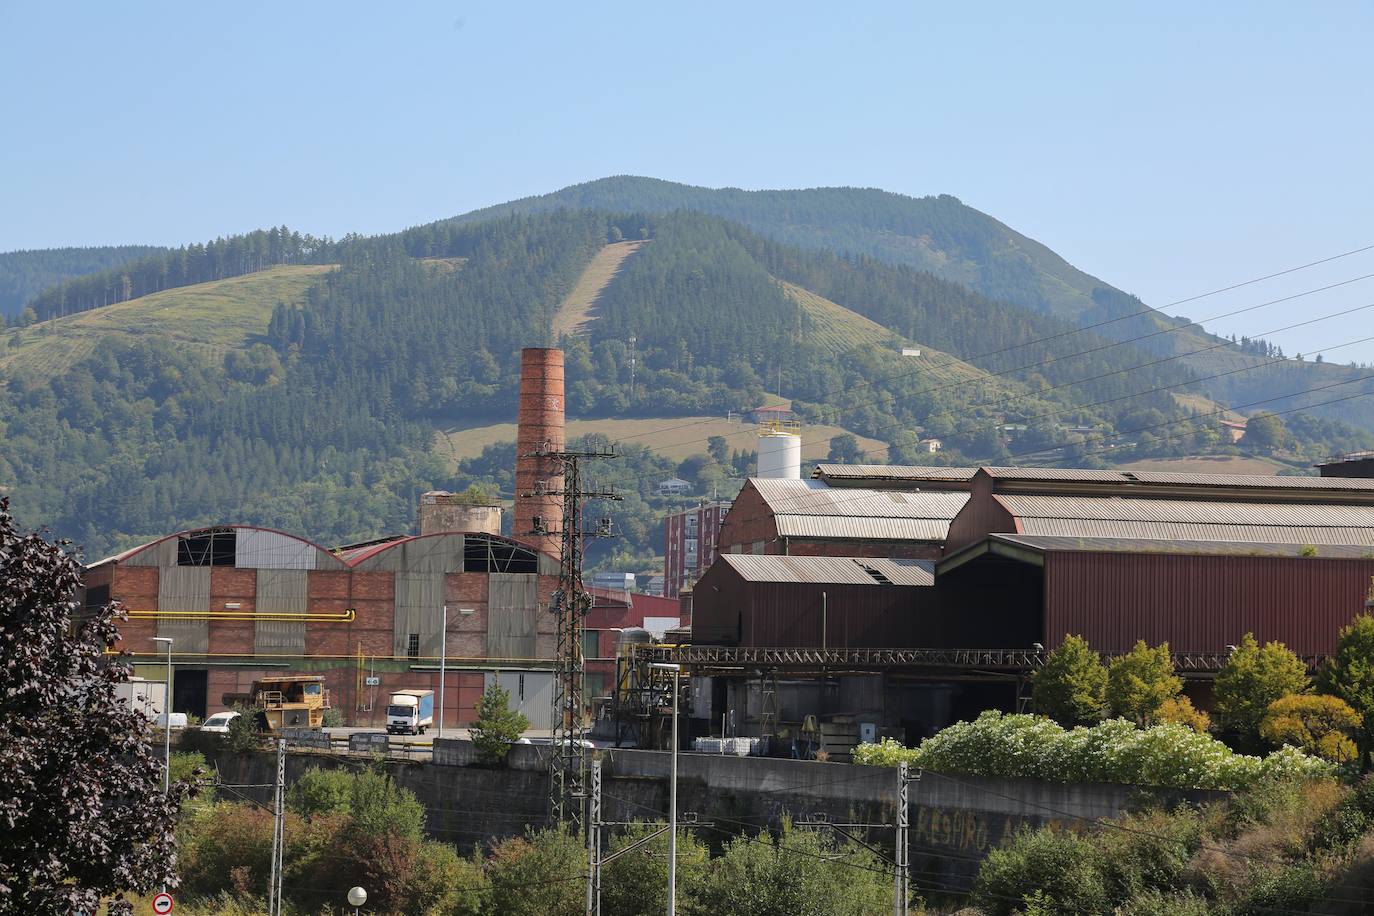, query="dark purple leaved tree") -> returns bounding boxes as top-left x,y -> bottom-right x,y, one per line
0,498 -> 193,913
